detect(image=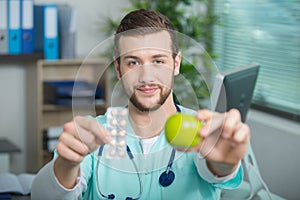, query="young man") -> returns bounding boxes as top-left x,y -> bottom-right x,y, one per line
32,9 -> 250,200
